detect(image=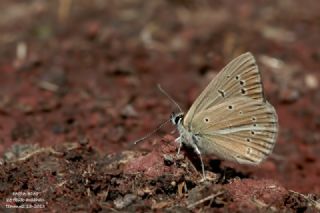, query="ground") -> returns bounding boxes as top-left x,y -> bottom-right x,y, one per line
0,0 -> 320,212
